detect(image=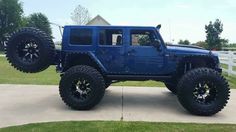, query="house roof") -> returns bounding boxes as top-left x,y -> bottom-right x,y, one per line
86,15 -> 111,26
